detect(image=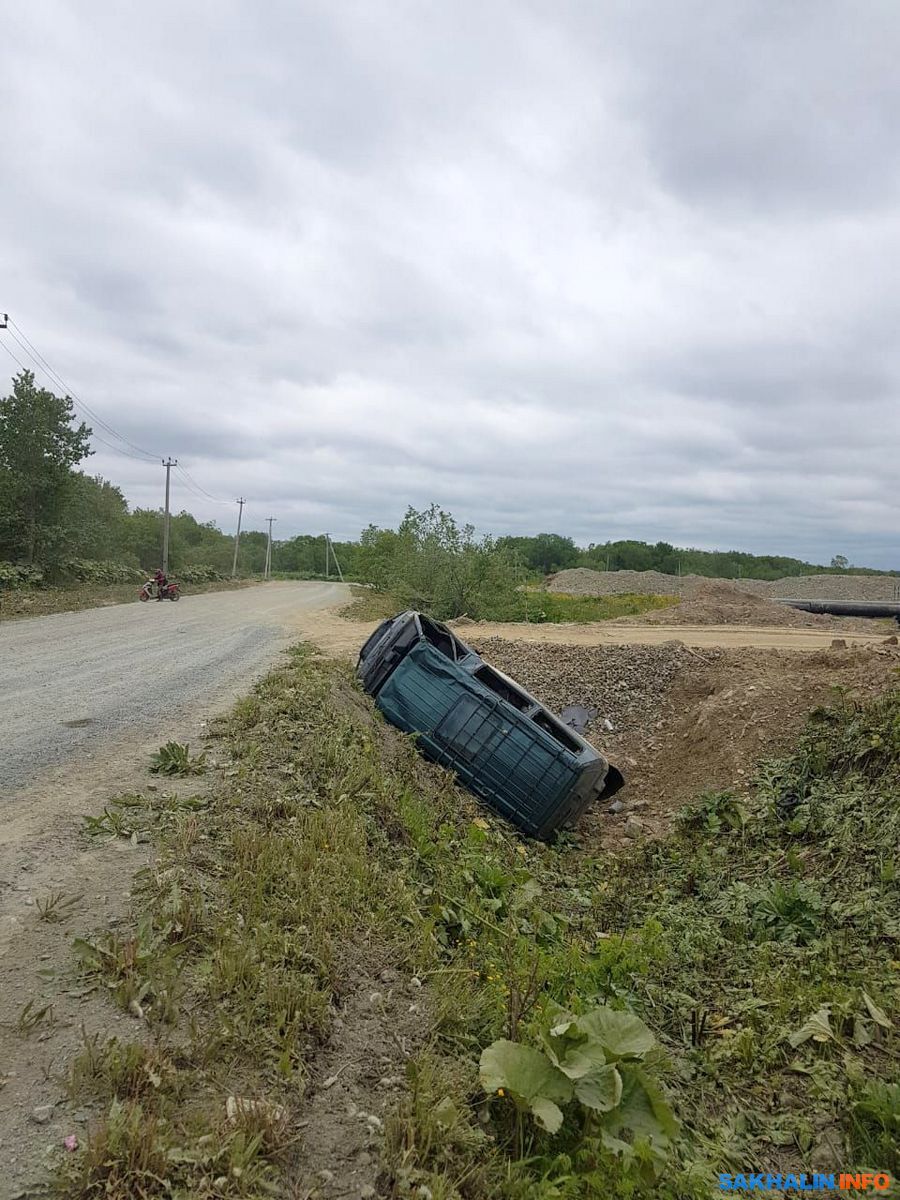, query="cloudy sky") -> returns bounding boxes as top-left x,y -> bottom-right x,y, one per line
2,1 -> 899,566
